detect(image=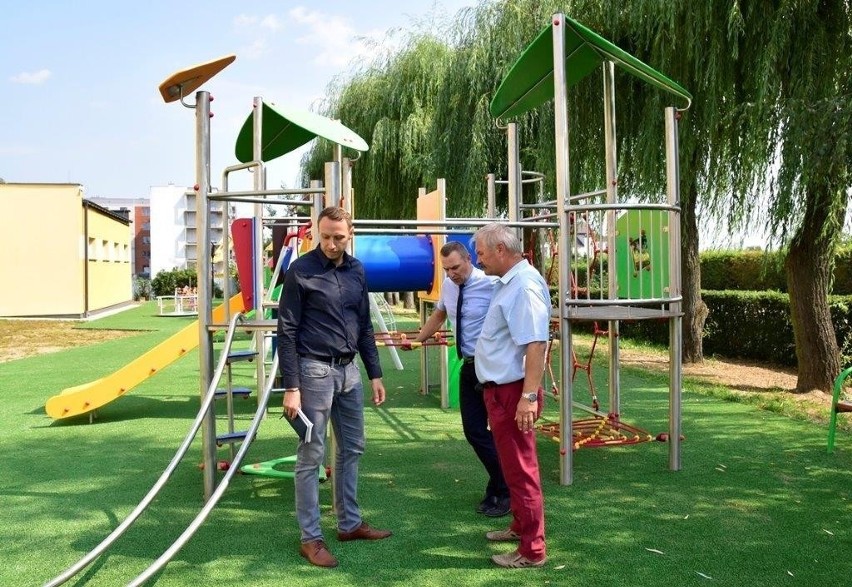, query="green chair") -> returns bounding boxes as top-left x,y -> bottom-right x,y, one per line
827,366 -> 852,453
